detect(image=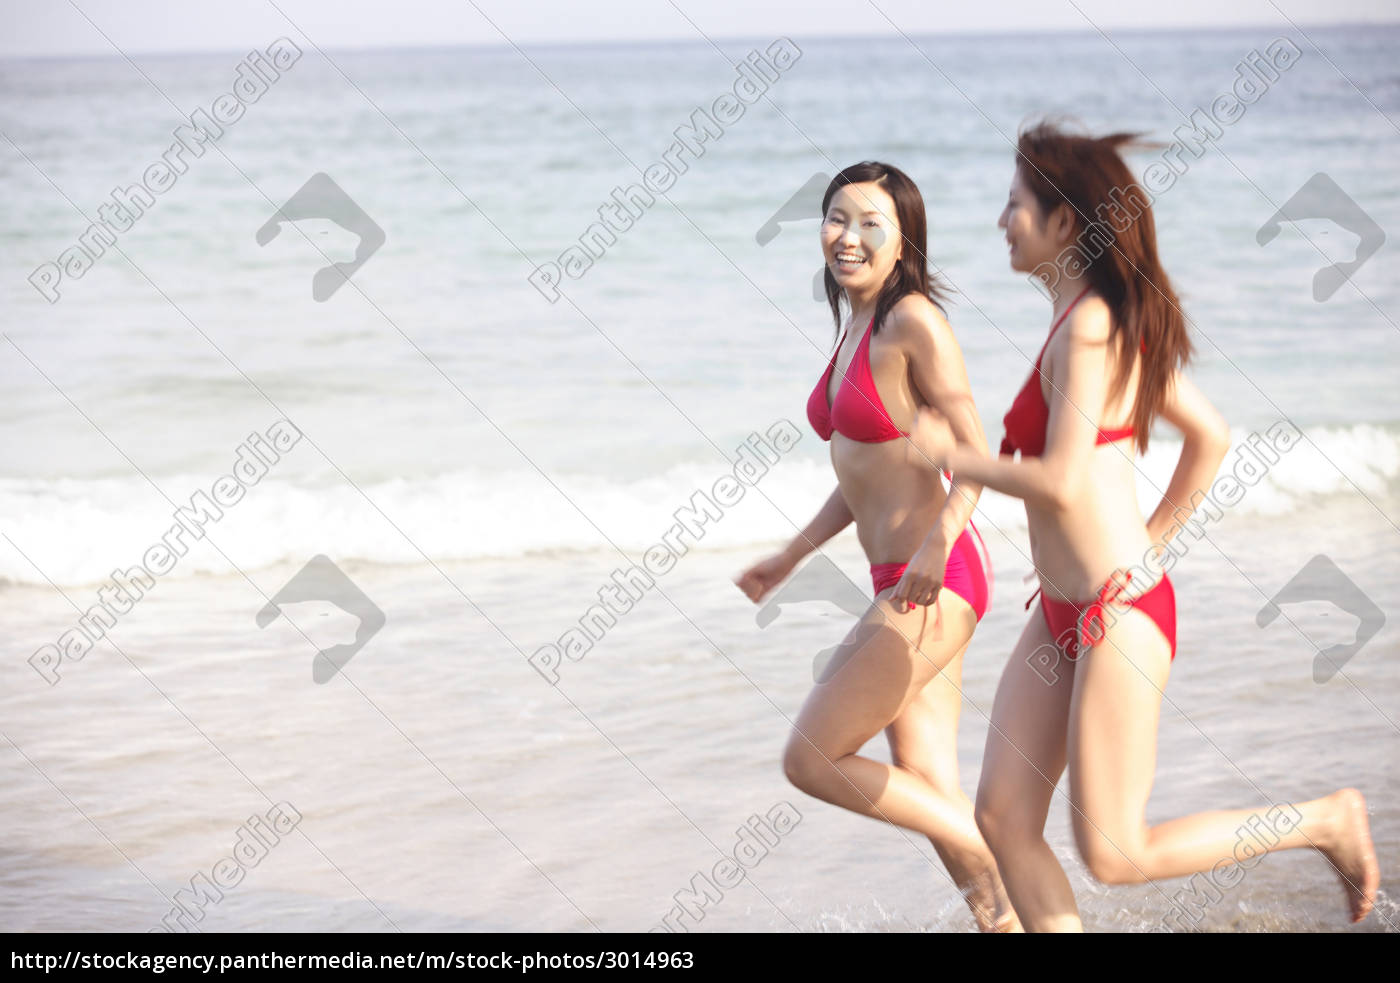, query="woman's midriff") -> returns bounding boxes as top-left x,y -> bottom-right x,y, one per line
1027,448 -> 1158,602
830,437 -> 948,564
